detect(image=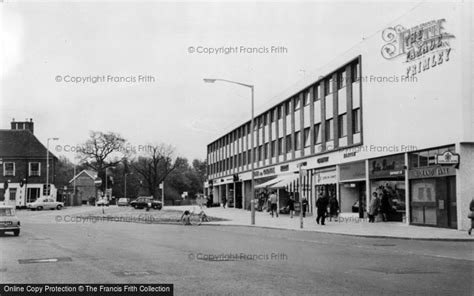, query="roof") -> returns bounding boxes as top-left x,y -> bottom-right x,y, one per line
0,129 -> 58,159
69,169 -> 98,184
